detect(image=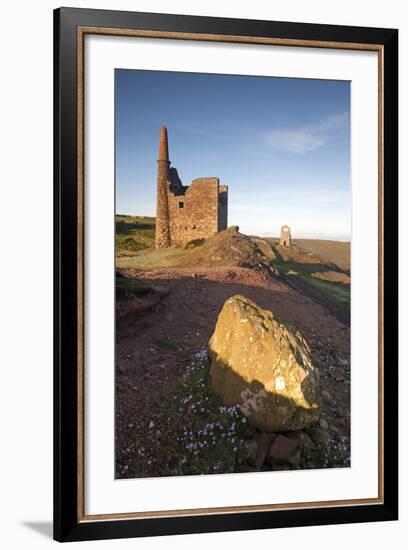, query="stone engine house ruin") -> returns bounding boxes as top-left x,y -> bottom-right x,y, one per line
155,126 -> 228,248
280,225 -> 292,247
